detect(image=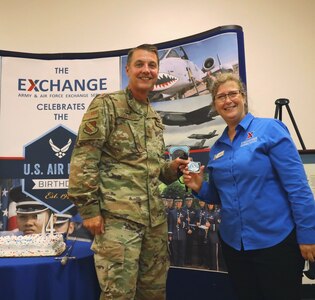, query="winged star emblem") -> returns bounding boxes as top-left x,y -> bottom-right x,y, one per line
49,138 -> 72,158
